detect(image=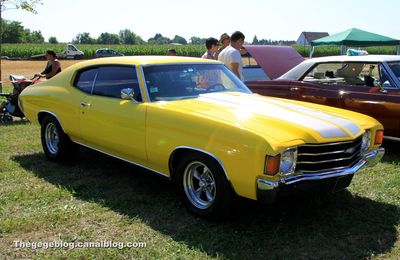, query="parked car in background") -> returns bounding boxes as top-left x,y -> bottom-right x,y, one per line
19,56 -> 384,219
30,44 -> 84,60
242,45 -> 304,82
58,44 -> 85,59
247,55 -> 400,140
95,48 -> 124,58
